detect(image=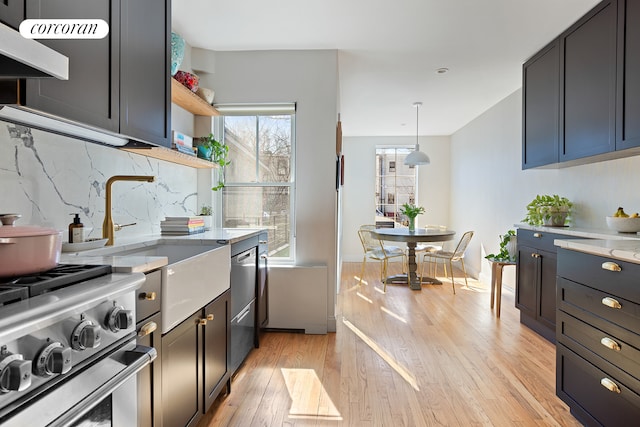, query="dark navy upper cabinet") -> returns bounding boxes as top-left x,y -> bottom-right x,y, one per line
522,39 -> 560,169
0,0 -> 24,29
559,0 -> 617,163
616,0 -> 640,150
4,0 -> 171,148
